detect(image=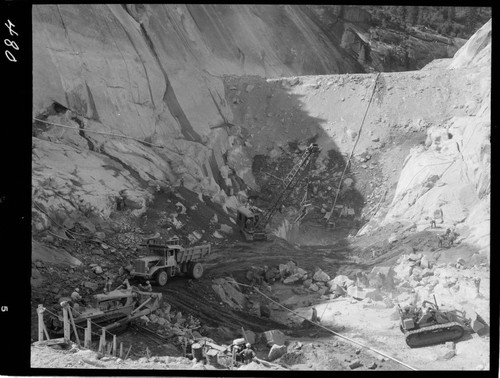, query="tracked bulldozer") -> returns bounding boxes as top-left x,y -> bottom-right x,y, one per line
398,295 -> 471,348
